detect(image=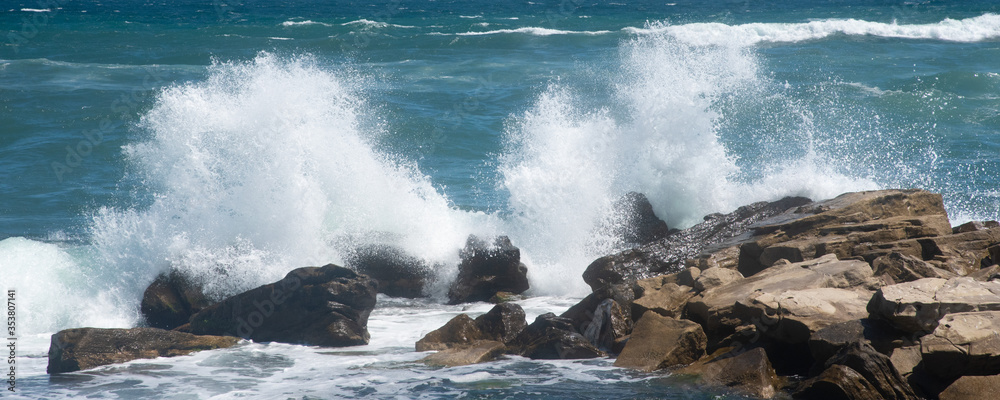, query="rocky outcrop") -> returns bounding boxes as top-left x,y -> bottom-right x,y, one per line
920,311 -> 1000,380
938,374 -> 1000,400
613,312 -> 706,372
421,340 -> 506,367
447,236 -> 529,305
560,283 -> 635,336
872,252 -> 955,285
679,347 -> 782,399
580,299 -> 630,353
47,327 -> 240,374
344,244 -> 432,298
416,303 -> 527,351
188,264 -> 378,347
794,364 -> 884,400
808,319 -> 901,369
606,191 -> 674,247
796,342 -> 916,400
693,267 -> 743,292
507,313 -> 605,360
631,275 -> 695,319
736,287 -> 873,345
582,196 -> 812,290
867,277 -> 1000,334
140,270 -> 213,330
